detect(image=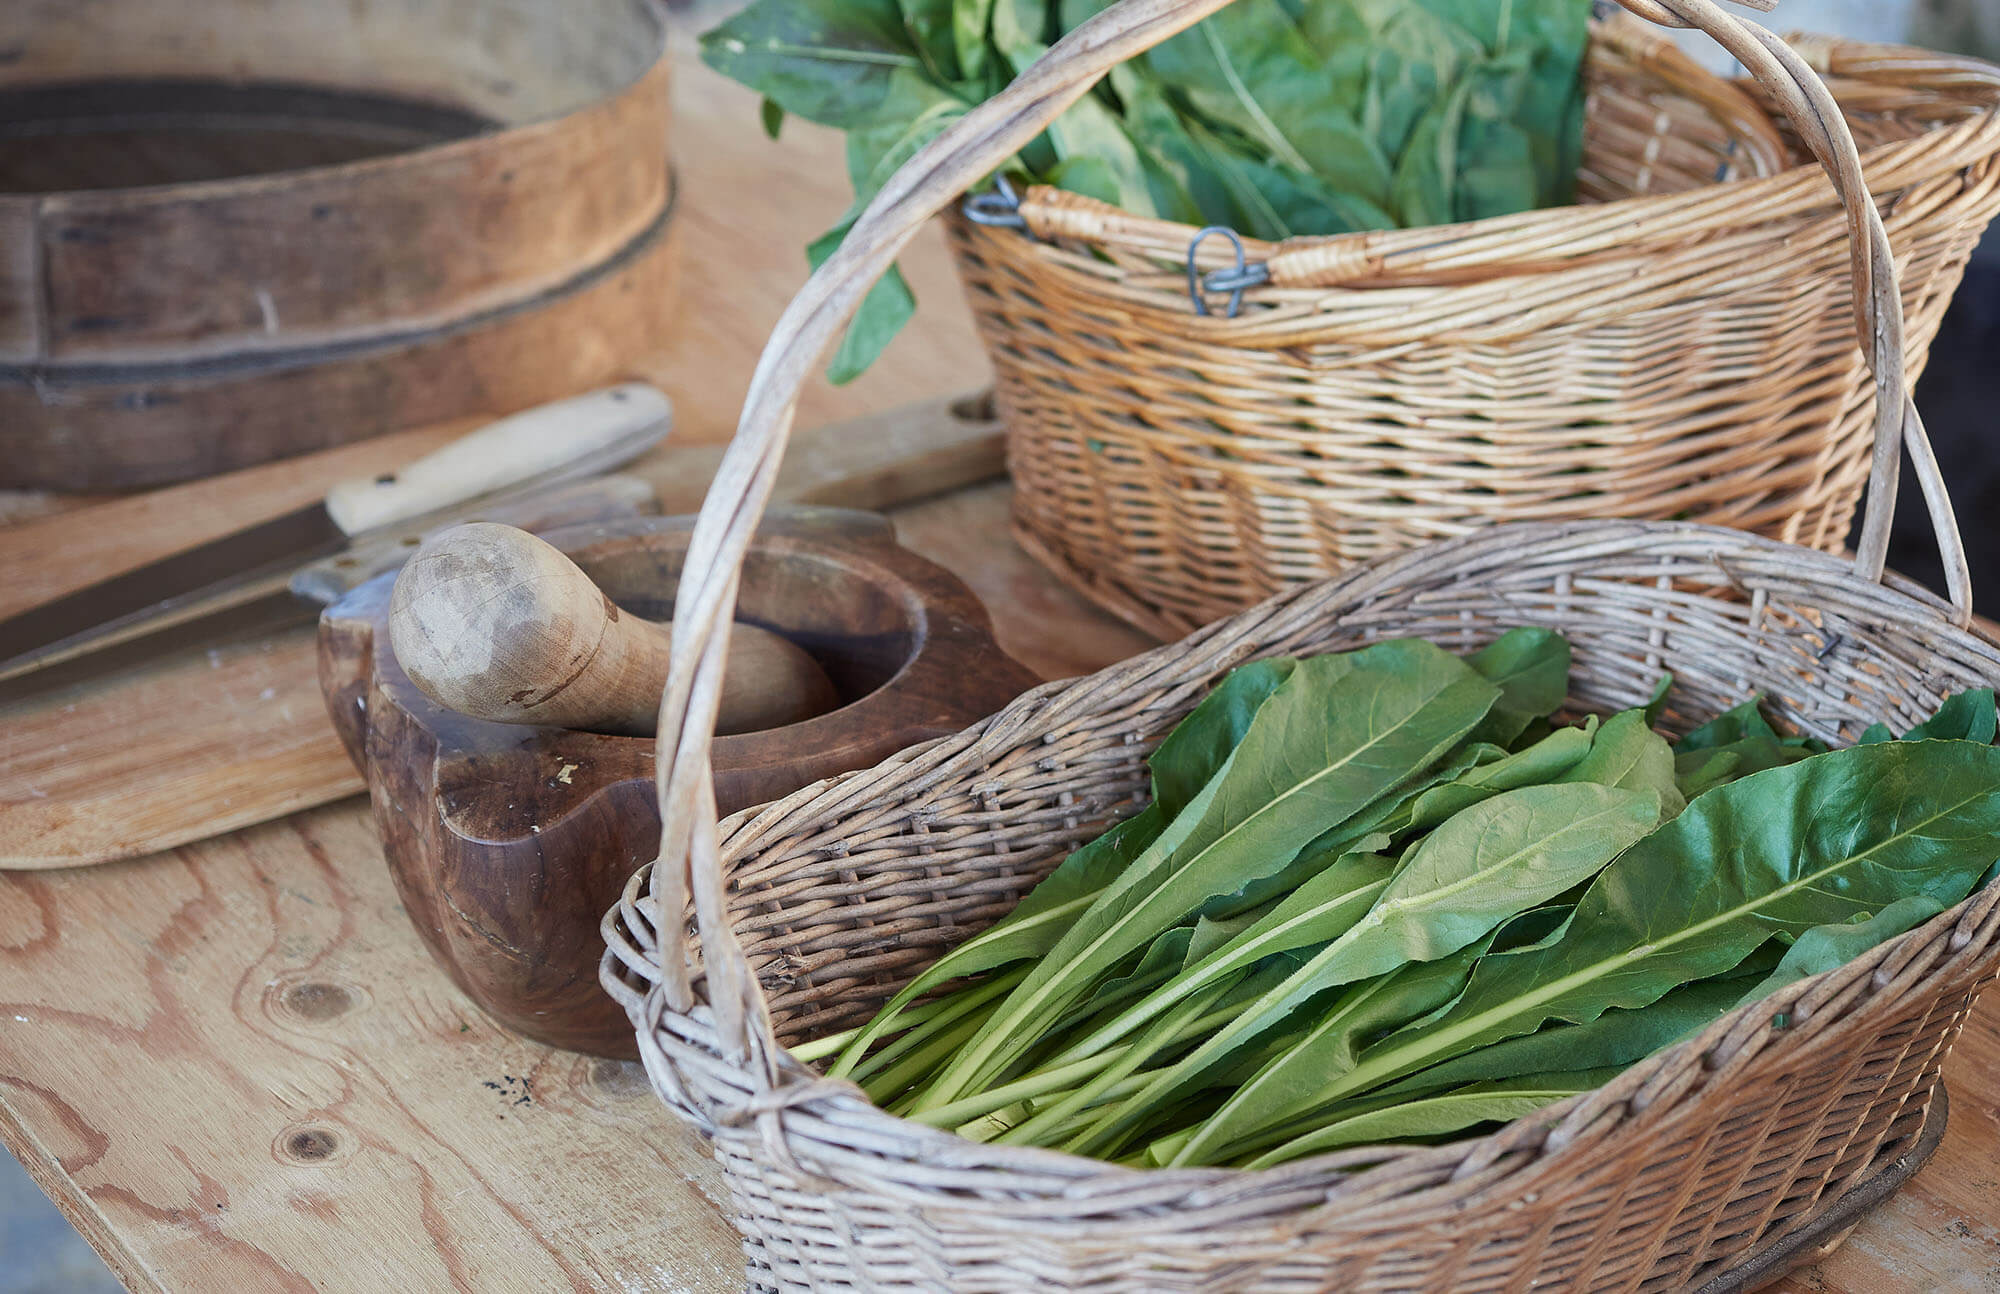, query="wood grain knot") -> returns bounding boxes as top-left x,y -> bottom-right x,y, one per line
587,1057 -> 647,1101
282,981 -> 356,1021
279,1127 -> 339,1163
